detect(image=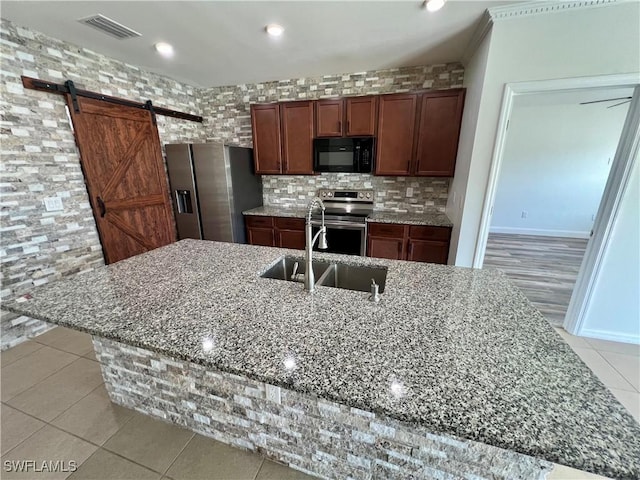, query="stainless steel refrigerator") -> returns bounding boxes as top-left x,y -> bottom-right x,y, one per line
164,143 -> 263,243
